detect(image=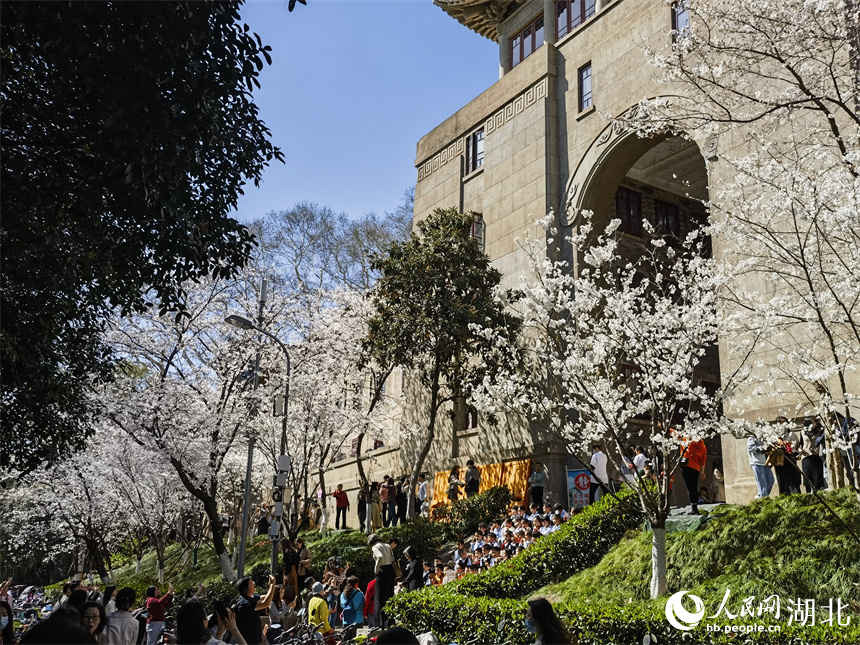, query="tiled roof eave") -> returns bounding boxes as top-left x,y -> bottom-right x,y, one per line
433,0 -> 528,42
